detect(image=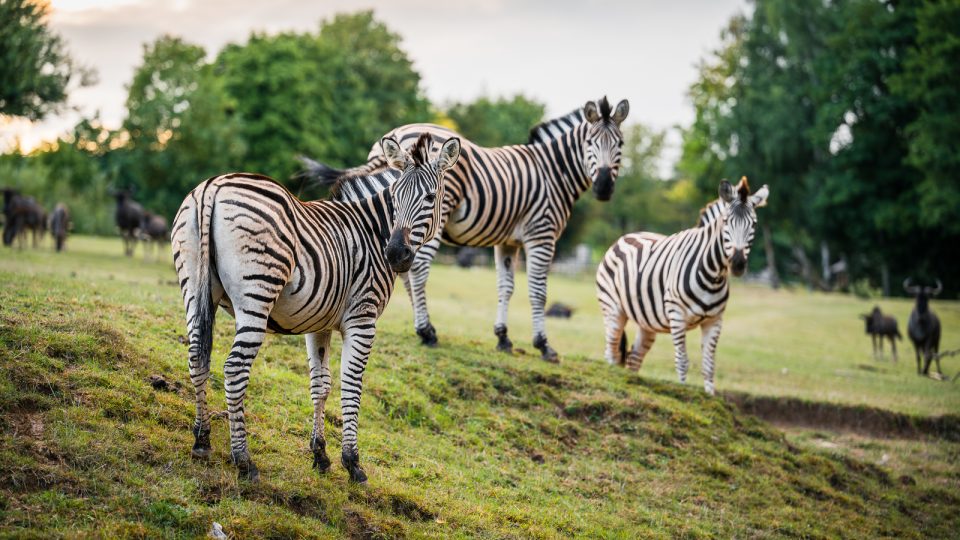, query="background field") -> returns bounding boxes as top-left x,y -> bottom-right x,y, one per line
1,236 -> 958,538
